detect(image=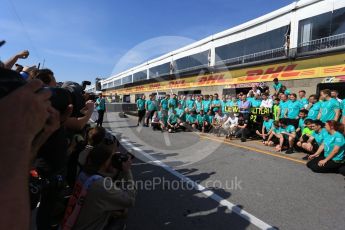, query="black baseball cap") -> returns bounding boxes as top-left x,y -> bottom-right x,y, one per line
0,40 -> 5,47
